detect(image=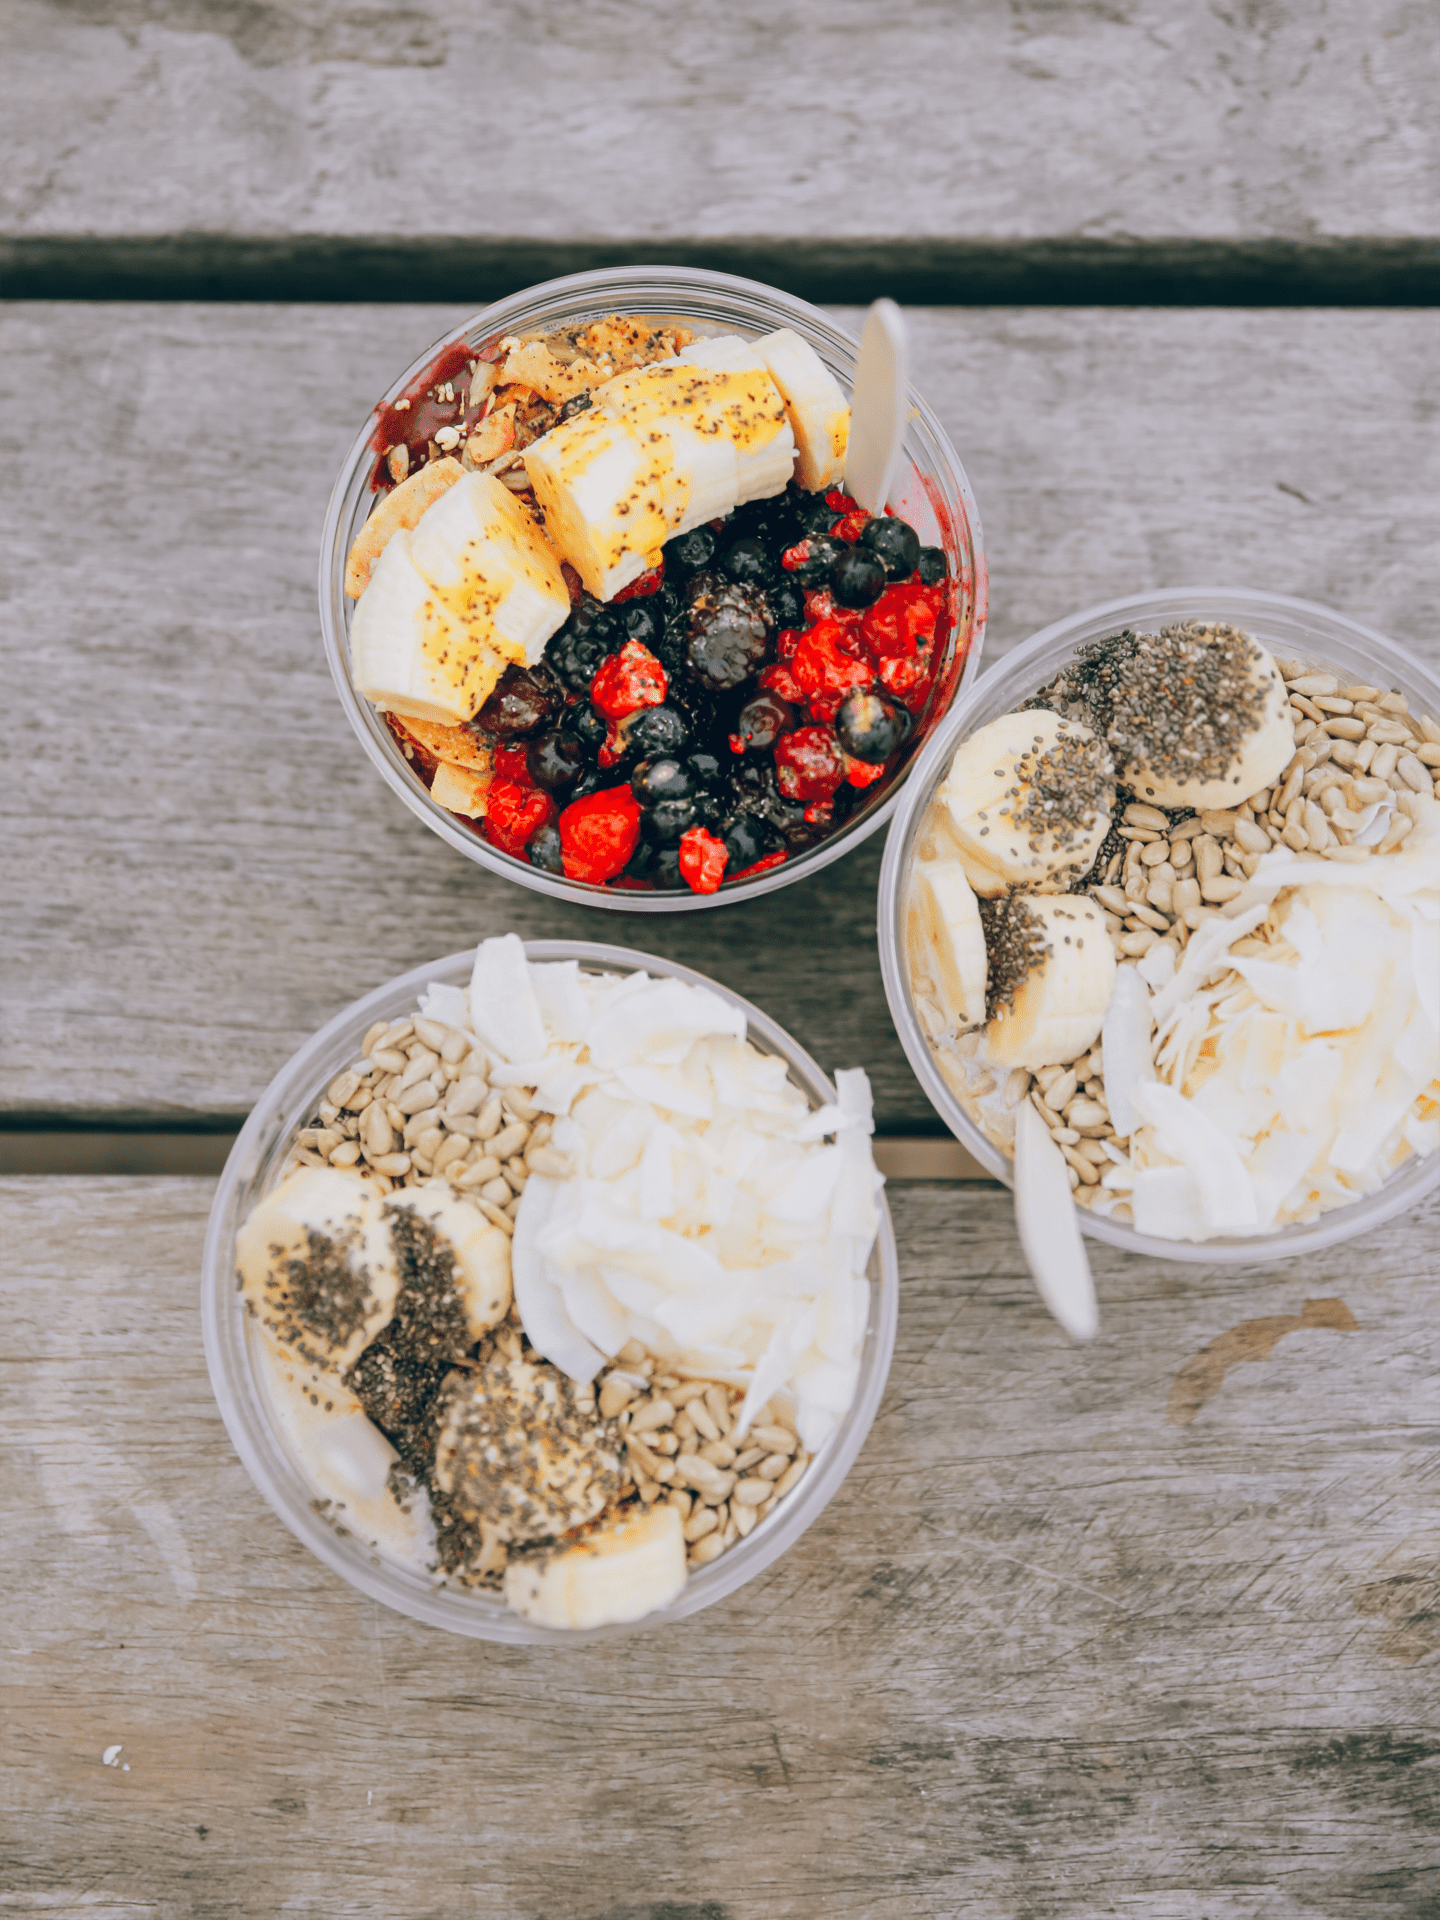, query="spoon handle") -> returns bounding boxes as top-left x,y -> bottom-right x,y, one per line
843,298 -> 909,513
